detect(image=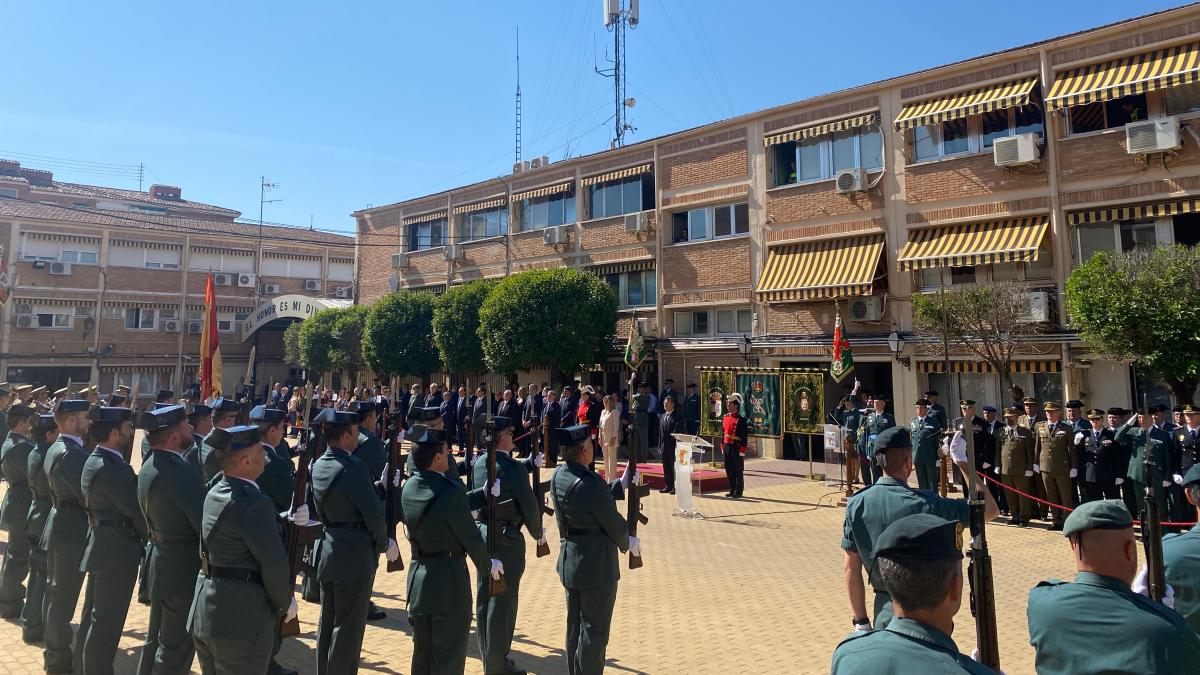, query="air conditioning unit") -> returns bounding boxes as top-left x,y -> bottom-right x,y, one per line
512,161 -> 525,174
185,321 -> 202,334
15,315 -> 34,328
160,320 -> 180,332
391,253 -> 409,269
543,225 -> 568,245
1126,117 -> 1181,154
623,212 -> 649,233
529,155 -> 550,170
848,296 -> 883,322
444,244 -> 464,262
49,262 -> 72,276
835,168 -> 868,194
213,273 -> 233,286
236,273 -> 255,288
334,286 -> 351,299
389,276 -> 399,292
15,303 -> 32,315
994,133 -> 1041,167
1020,291 -> 1051,323
261,284 -> 281,295
303,279 -> 321,291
